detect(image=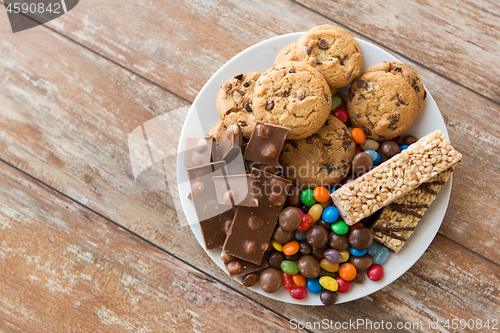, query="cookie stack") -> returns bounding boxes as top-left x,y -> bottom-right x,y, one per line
211,25 -> 426,189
